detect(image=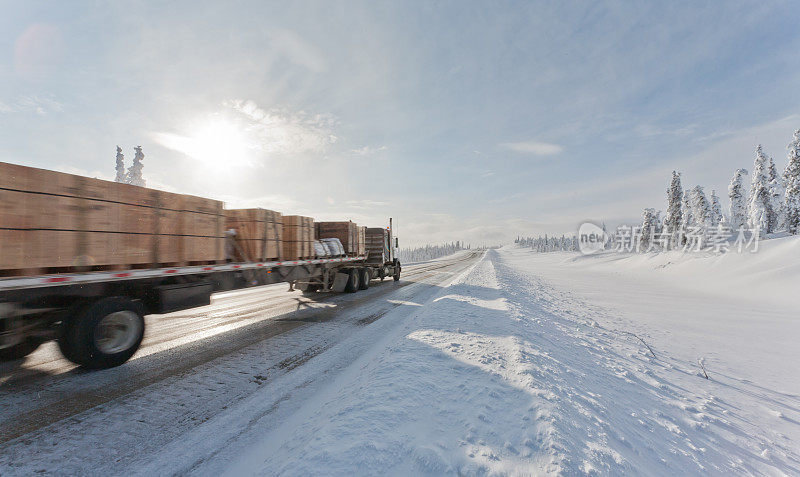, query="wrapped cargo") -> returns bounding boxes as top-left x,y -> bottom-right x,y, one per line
316,221 -> 360,256
0,162 -> 224,274
313,240 -> 329,258
320,238 -> 345,257
282,215 -> 314,260
224,208 -> 282,262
